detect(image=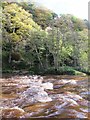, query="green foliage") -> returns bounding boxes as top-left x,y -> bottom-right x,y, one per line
19,2 -> 56,29
2,2 -> 42,65
43,66 -> 86,75
2,2 -> 89,75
